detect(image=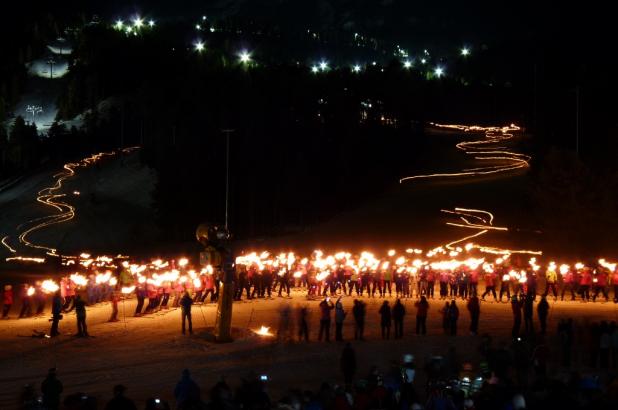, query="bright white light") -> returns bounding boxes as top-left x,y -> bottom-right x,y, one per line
403,60 -> 412,69
434,66 -> 444,77
319,61 -> 328,71
311,65 -> 319,73
133,17 -> 144,28
239,50 -> 251,63
114,20 -> 124,30
209,27 -> 215,33
421,58 -> 427,64
371,61 -> 377,66
194,41 -> 205,52
352,64 -> 361,73
196,24 -> 201,30
148,20 -> 155,28
461,47 -> 470,56
202,16 -> 207,21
